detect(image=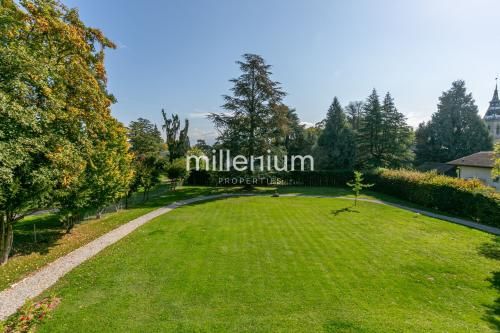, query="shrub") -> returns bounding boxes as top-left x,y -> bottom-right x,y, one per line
367,169 -> 500,227
166,158 -> 190,186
